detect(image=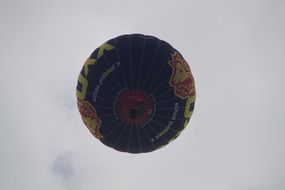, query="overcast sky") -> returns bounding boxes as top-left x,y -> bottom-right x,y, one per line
1,0 -> 285,189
